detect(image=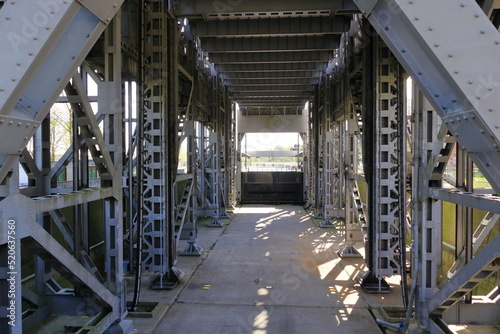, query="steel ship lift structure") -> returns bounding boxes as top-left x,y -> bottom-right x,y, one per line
0,0 -> 499,333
